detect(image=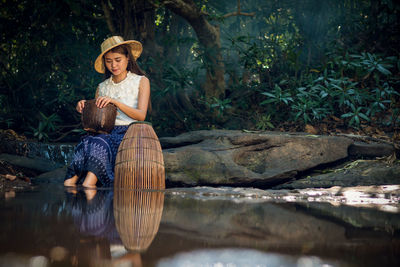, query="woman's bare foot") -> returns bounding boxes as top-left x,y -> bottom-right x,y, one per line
64,175 -> 79,187
82,171 -> 98,188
